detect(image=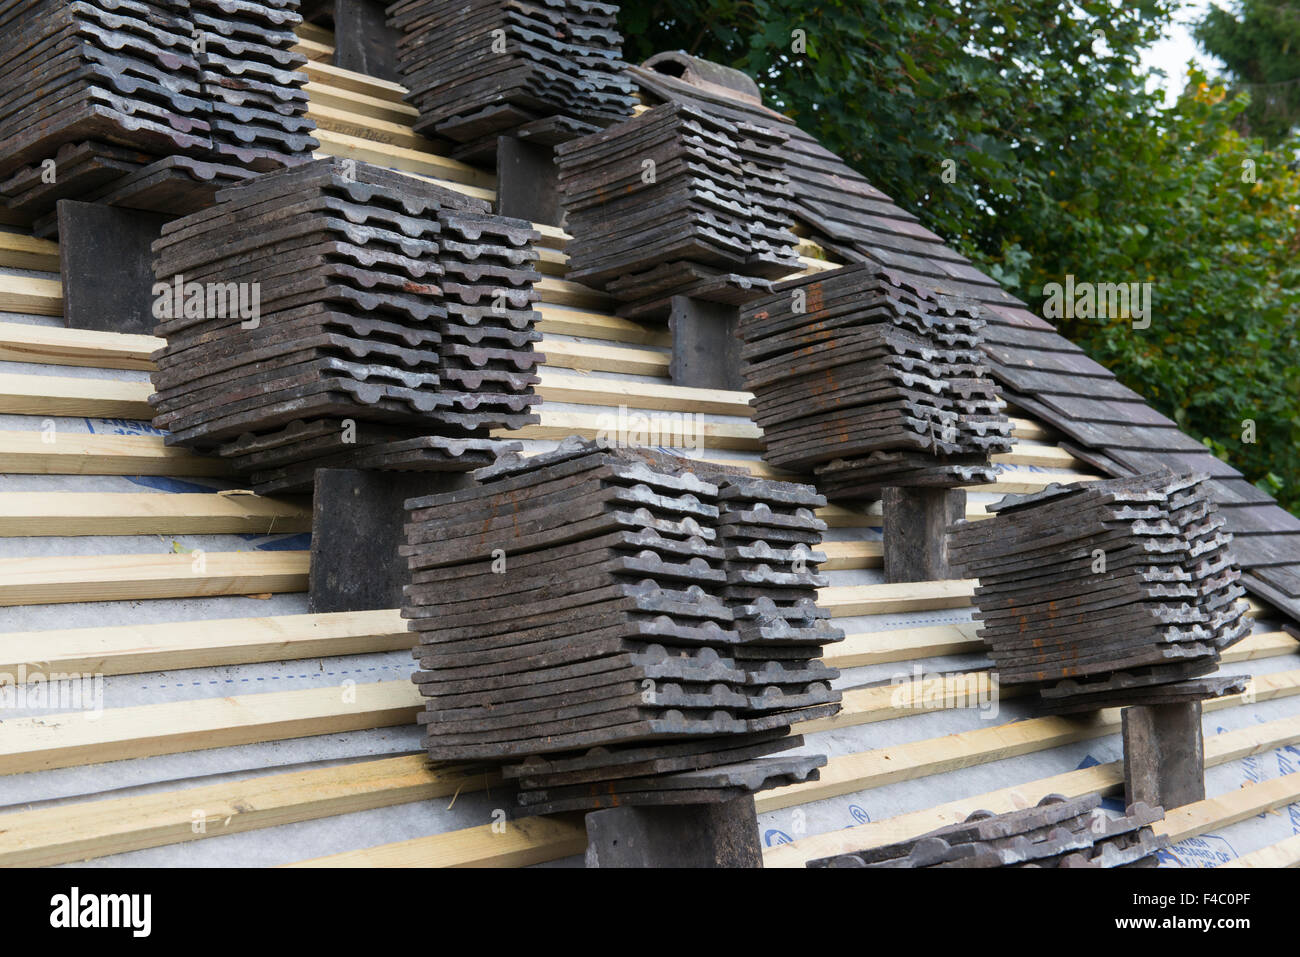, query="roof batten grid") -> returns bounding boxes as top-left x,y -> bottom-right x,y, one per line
0,20 -> 1289,868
